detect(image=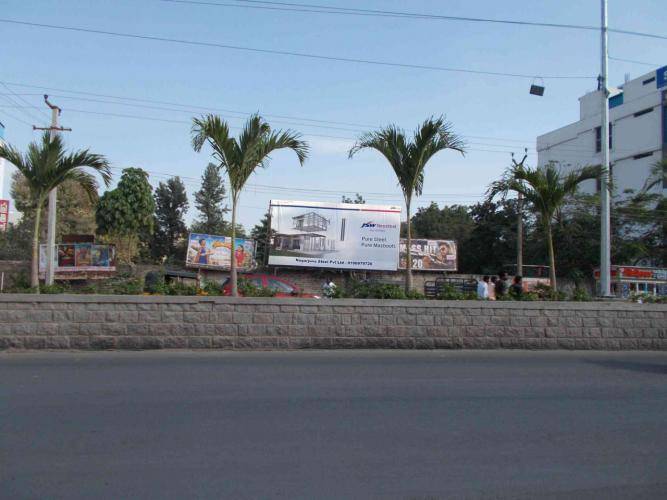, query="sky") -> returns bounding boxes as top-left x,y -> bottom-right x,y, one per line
0,0 -> 665,231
